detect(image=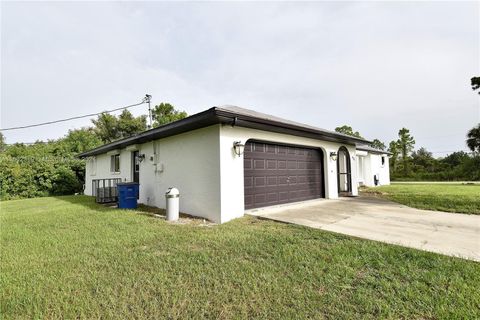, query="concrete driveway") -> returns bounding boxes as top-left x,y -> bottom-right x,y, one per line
247,196 -> 480,262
